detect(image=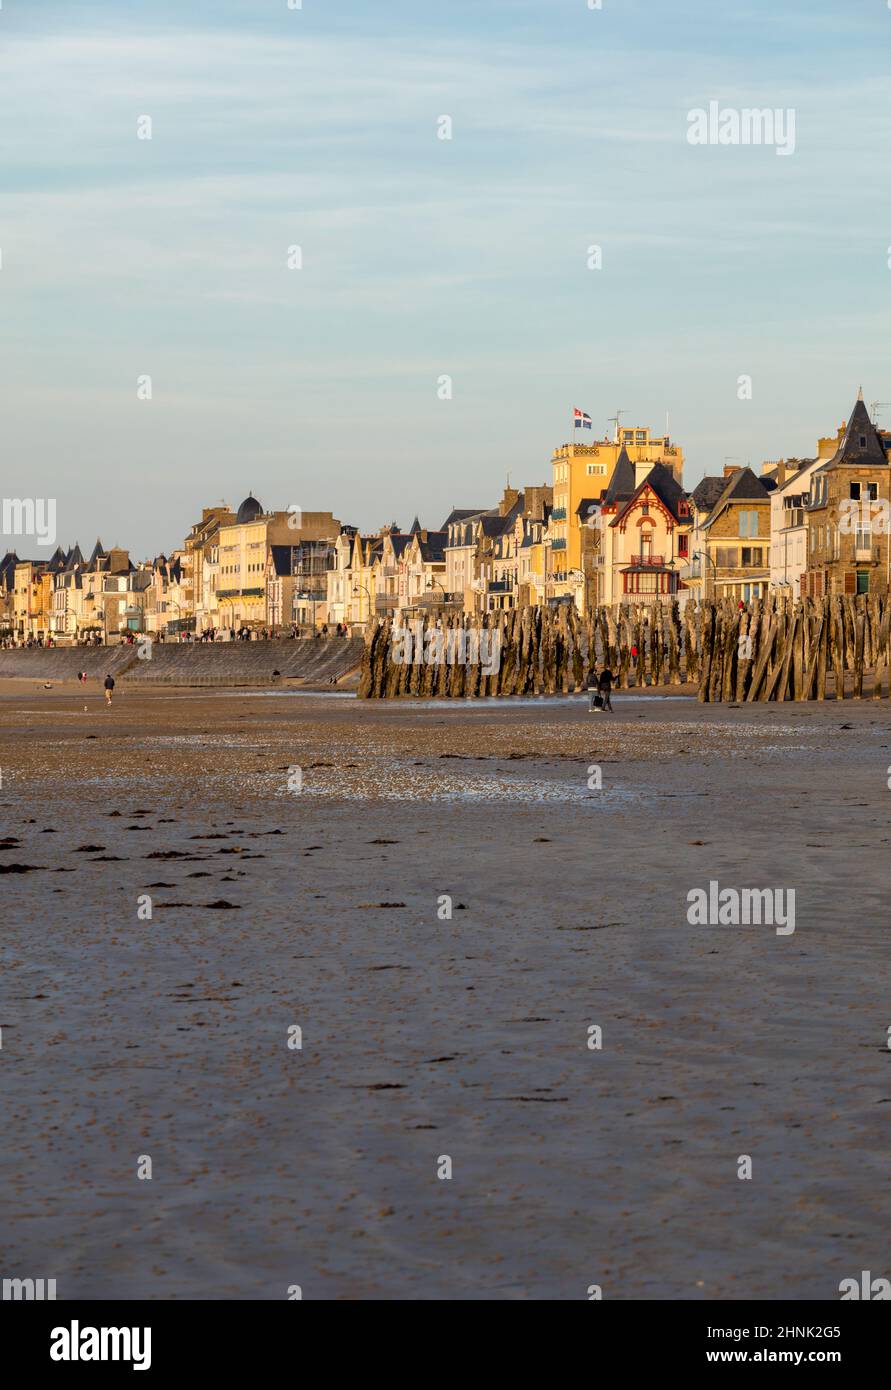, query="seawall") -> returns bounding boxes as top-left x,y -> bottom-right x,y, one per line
0,637 -> 364,687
